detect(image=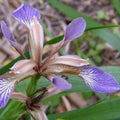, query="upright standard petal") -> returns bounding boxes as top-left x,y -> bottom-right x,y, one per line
13,3 -> 43,65
48,75 -> 72,90
13,3 -> 40,26
1,21 -> 18,50
79,66 -> 120,93
64,17 -> 86,44
0,76 -> 15,109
